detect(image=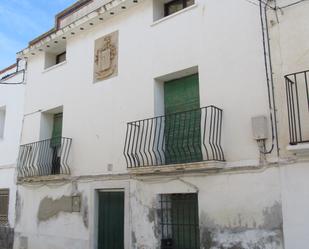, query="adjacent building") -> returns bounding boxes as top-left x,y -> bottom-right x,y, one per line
4,0 -> 309,249
0,62 -> 25,249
